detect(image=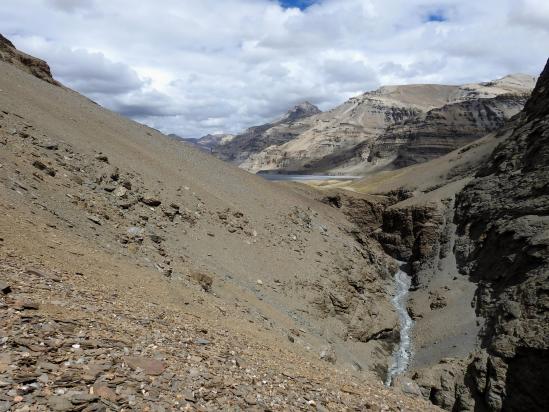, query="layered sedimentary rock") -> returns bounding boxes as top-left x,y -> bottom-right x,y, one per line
222,76 -> 534,175
368,93 -> 529,168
